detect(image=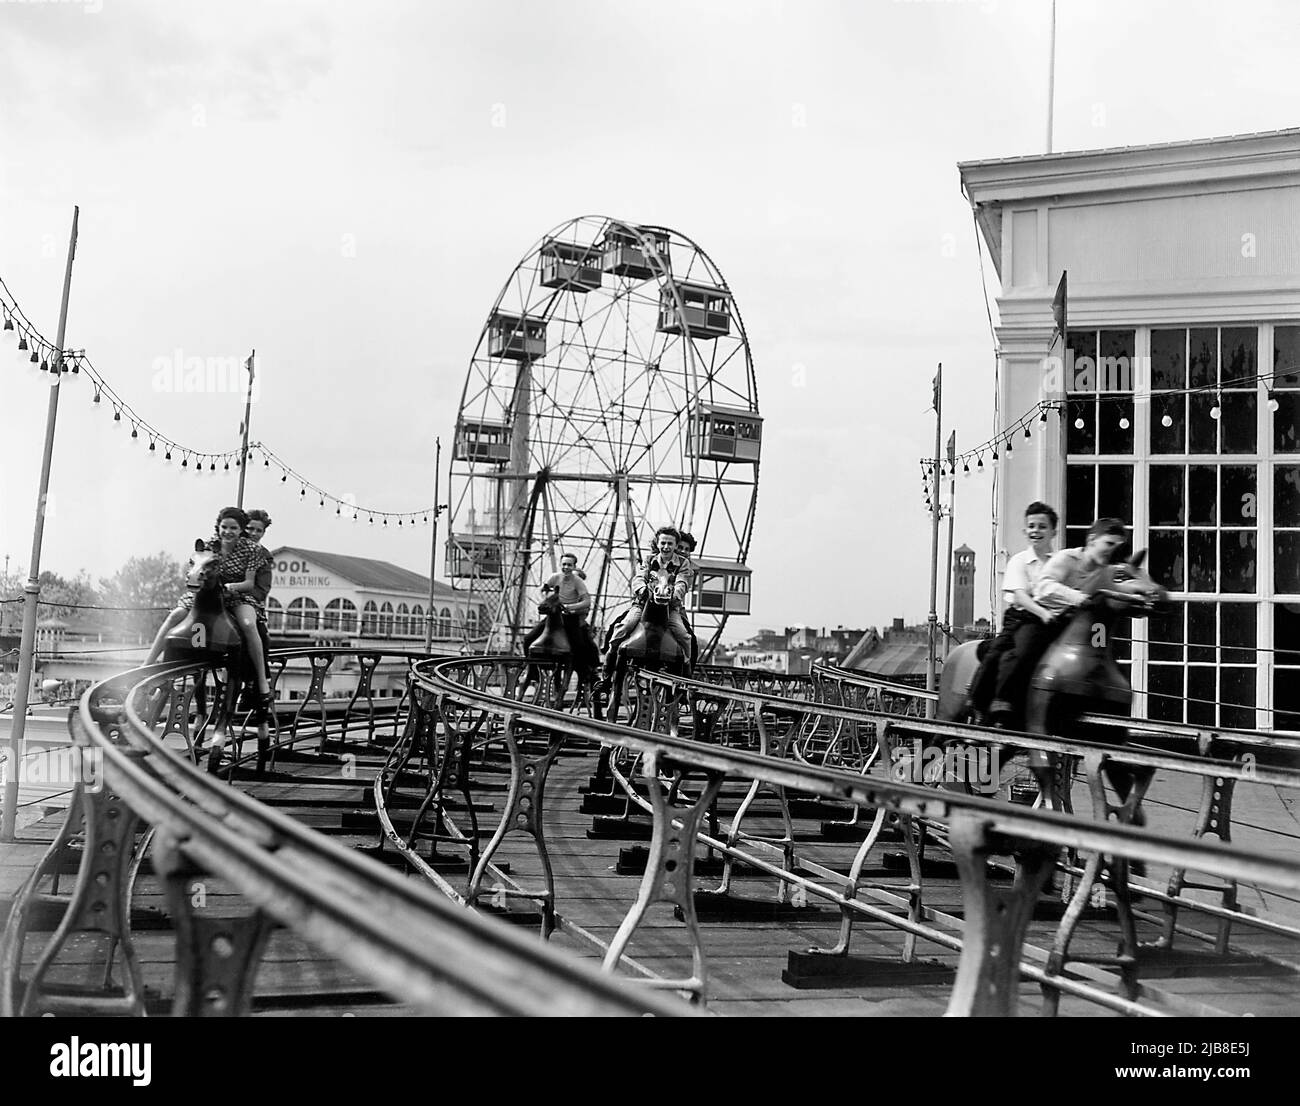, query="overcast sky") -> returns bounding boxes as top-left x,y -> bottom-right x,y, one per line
3,0 -> 1299,638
